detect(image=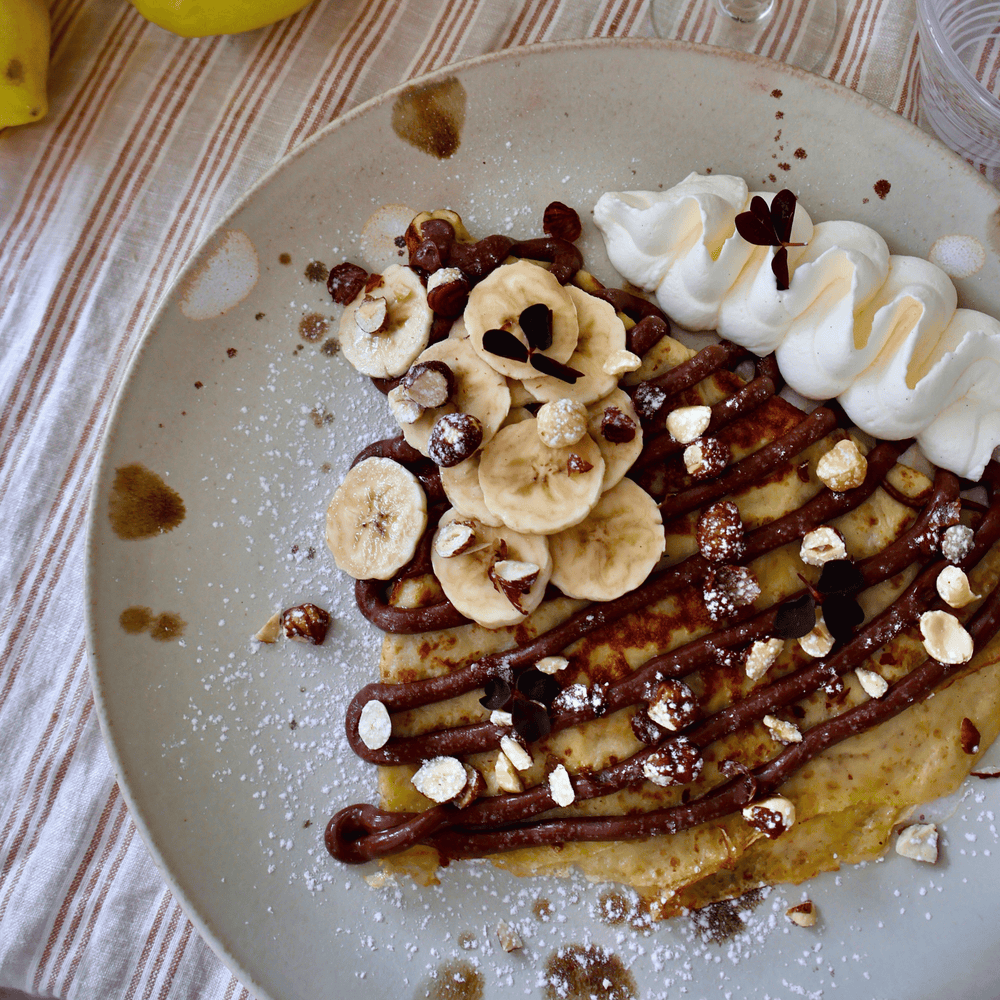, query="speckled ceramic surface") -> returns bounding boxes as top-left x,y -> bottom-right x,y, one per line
86,39 -> 1000,1000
